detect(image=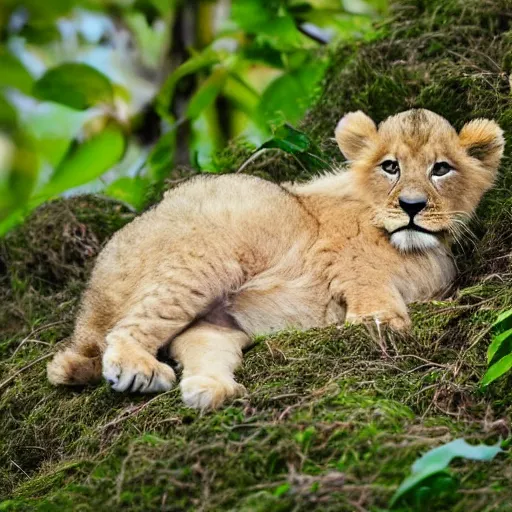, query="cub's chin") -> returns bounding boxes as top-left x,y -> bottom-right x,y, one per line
390,229 -> 440,252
